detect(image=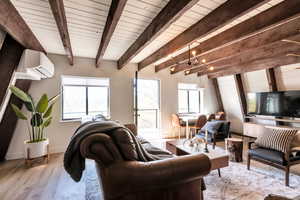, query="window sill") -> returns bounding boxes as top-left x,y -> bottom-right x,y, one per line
60,119 -> 82,123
